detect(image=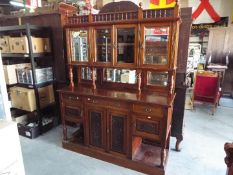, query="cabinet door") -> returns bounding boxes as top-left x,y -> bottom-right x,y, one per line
69,28 -> 90,63
94,27 -> 113,64
114,25 -> 138,66
87,107 -> 106,149
132,114 -> 162,141
108,111 -> 128,155
140,24 -> 170,68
